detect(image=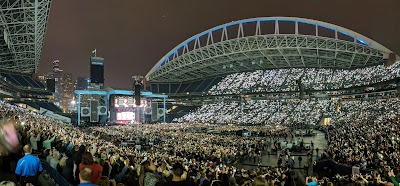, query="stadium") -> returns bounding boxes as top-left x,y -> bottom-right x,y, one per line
145,17 -> 399,125
0,2 -> 399,186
